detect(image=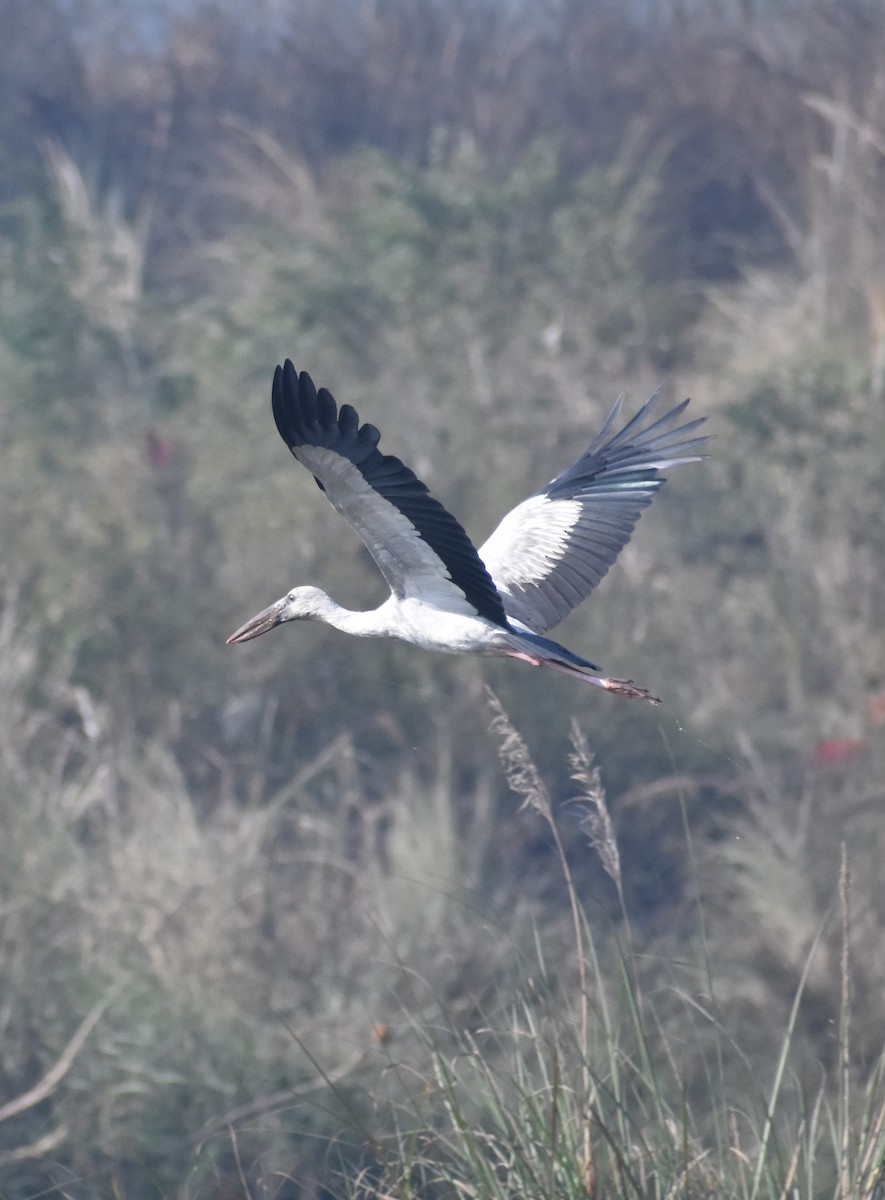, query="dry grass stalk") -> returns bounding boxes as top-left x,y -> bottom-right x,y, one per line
0,990 -> 116,1126
484,685 -> 551,821
569,719 -> 623,905
583,1109 -> 596,1198
840,844 -> 852,1200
